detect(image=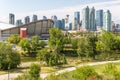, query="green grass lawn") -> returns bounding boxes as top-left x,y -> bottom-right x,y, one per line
21,57 -> 37,62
